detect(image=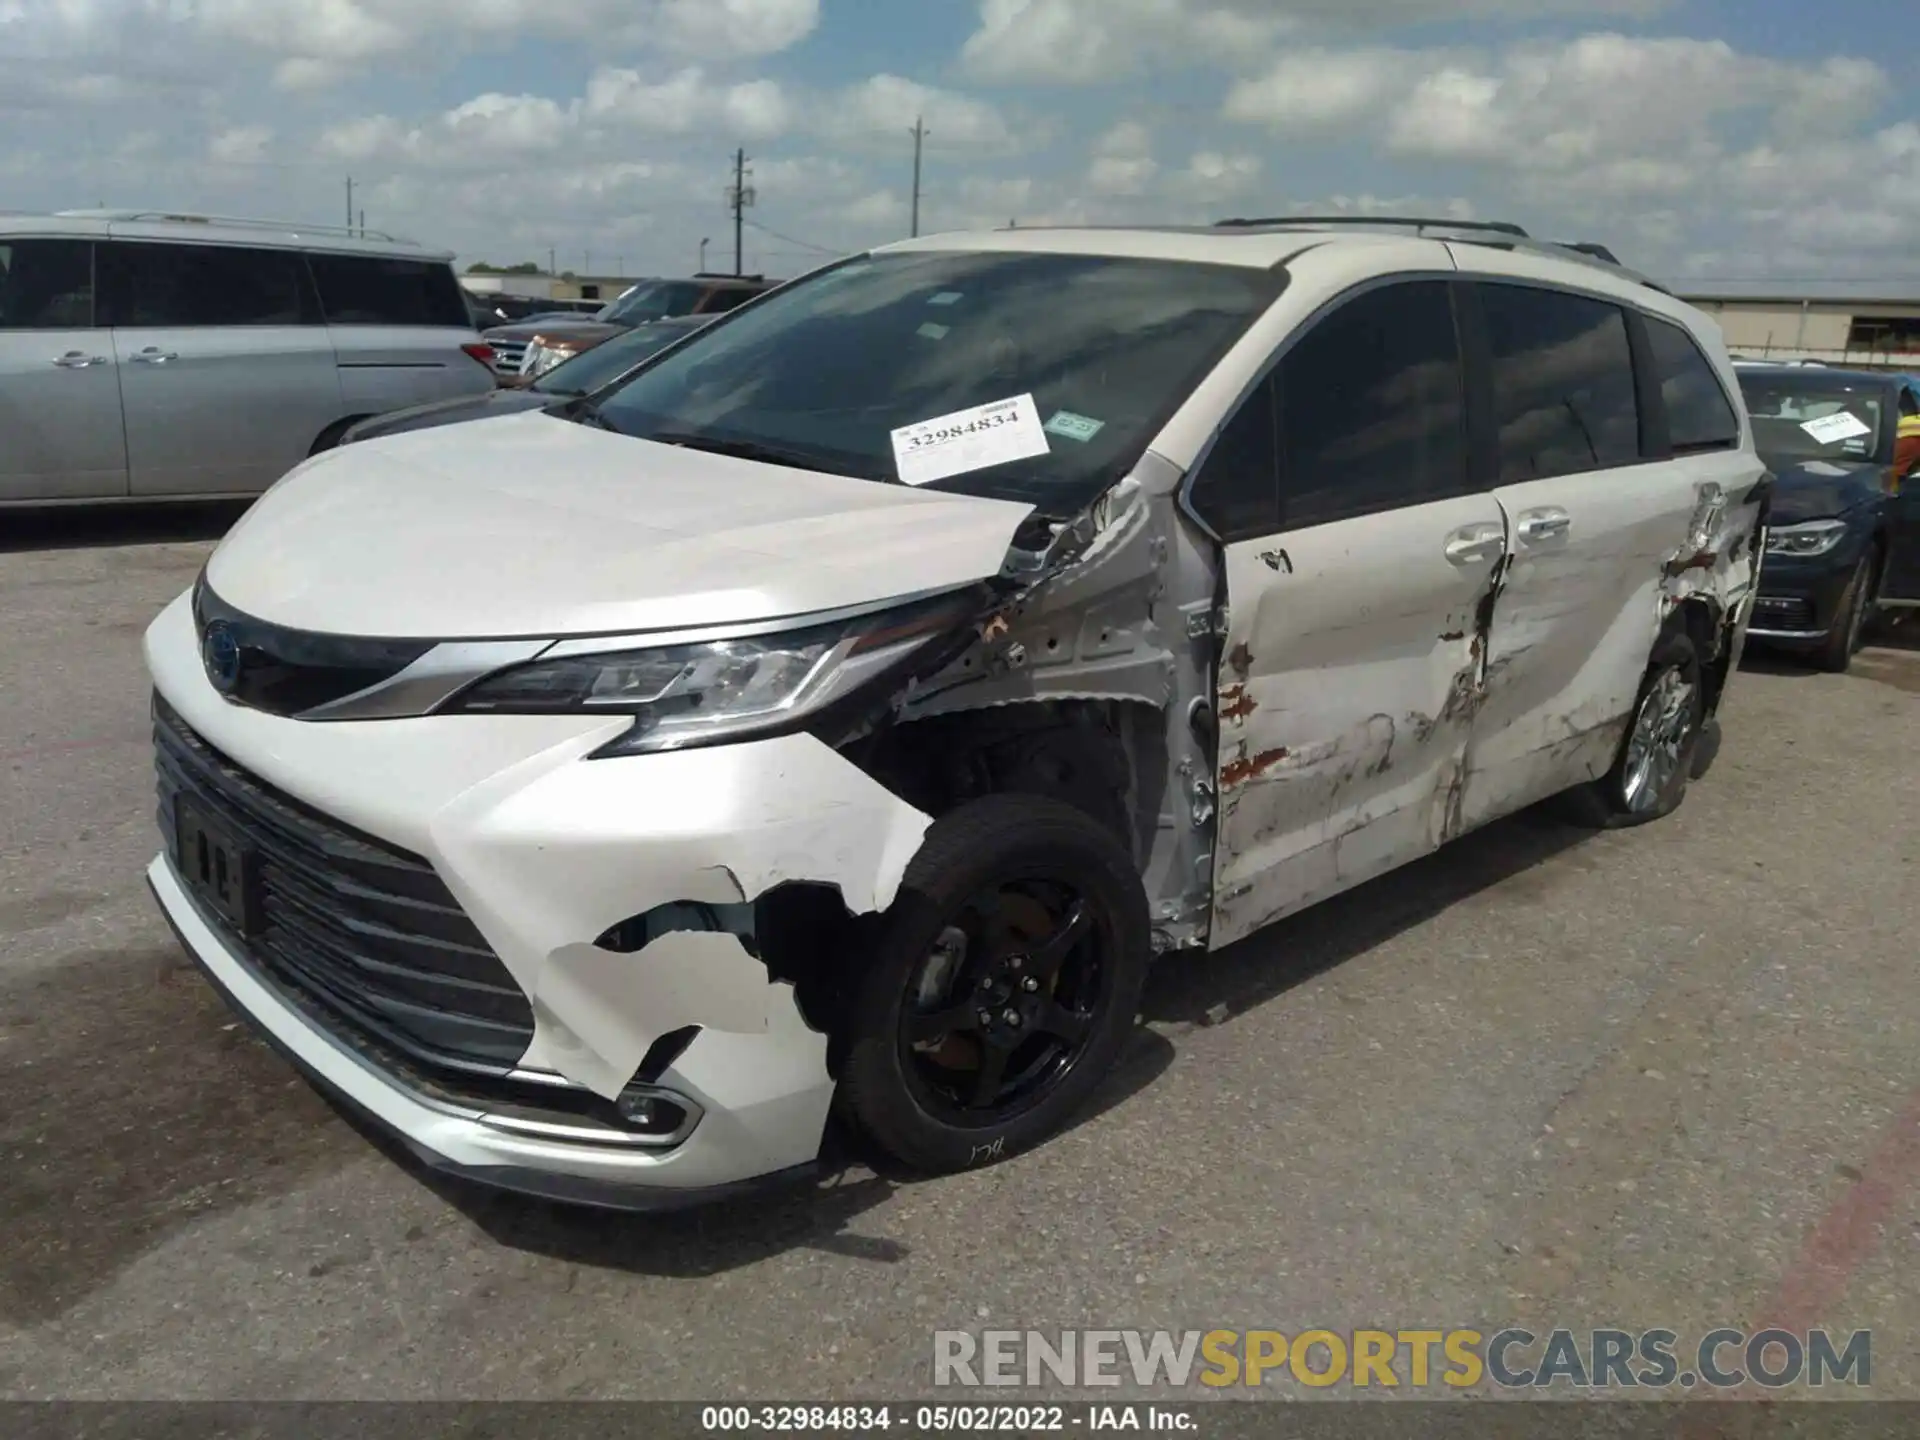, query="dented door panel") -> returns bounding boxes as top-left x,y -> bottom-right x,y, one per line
1460,450 -> 1759,830
1209,496 -> 1507,948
